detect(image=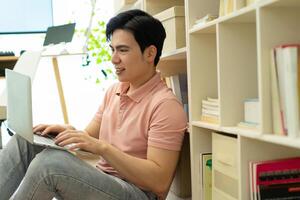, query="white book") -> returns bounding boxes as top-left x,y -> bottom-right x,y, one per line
207,97 -> 219,103
270,48 -> 285,135
244,98 -> 259,124
202,99 -> 219,107
202,108 -> 219,116
282,46 -> 300,138
202,104 -> 220,111
275,47 -> 288,133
